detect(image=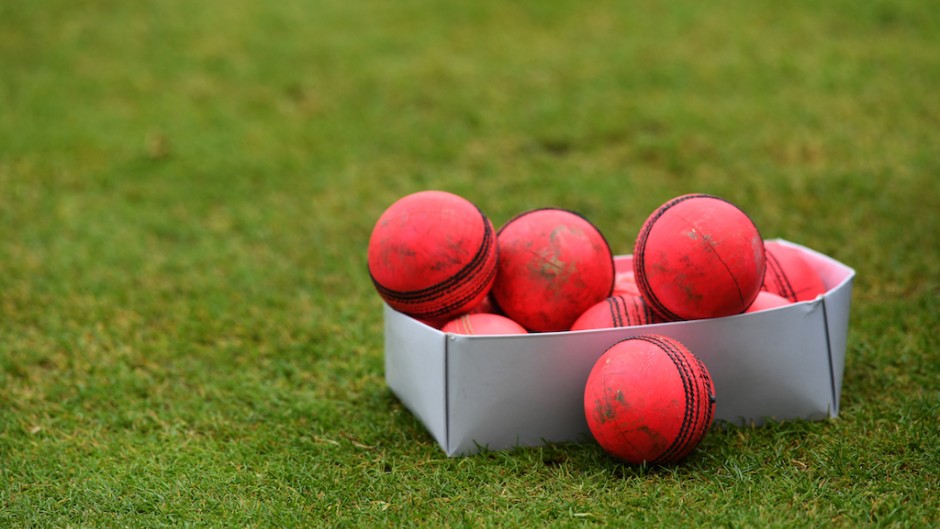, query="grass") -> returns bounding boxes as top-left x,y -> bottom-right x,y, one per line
1,0 -> 938,526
